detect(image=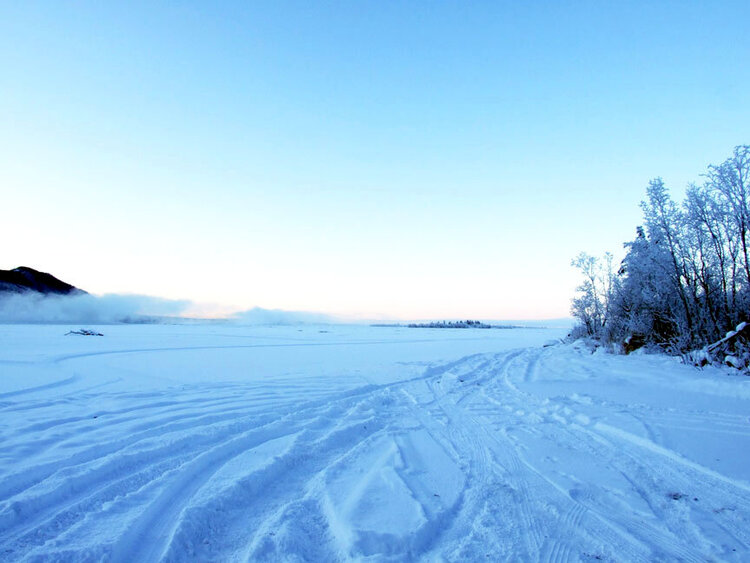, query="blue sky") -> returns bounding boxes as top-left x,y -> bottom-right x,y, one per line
2,2 -> 748,319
